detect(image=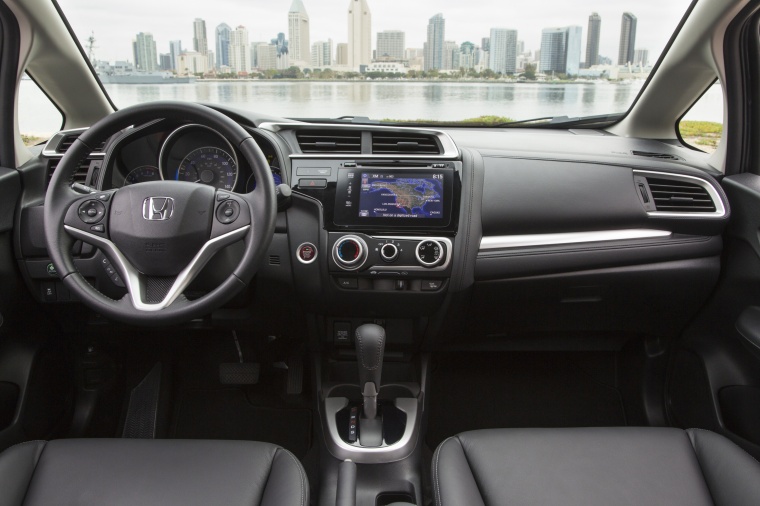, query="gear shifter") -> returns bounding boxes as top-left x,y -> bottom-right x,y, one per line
354,323 -> 385,446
